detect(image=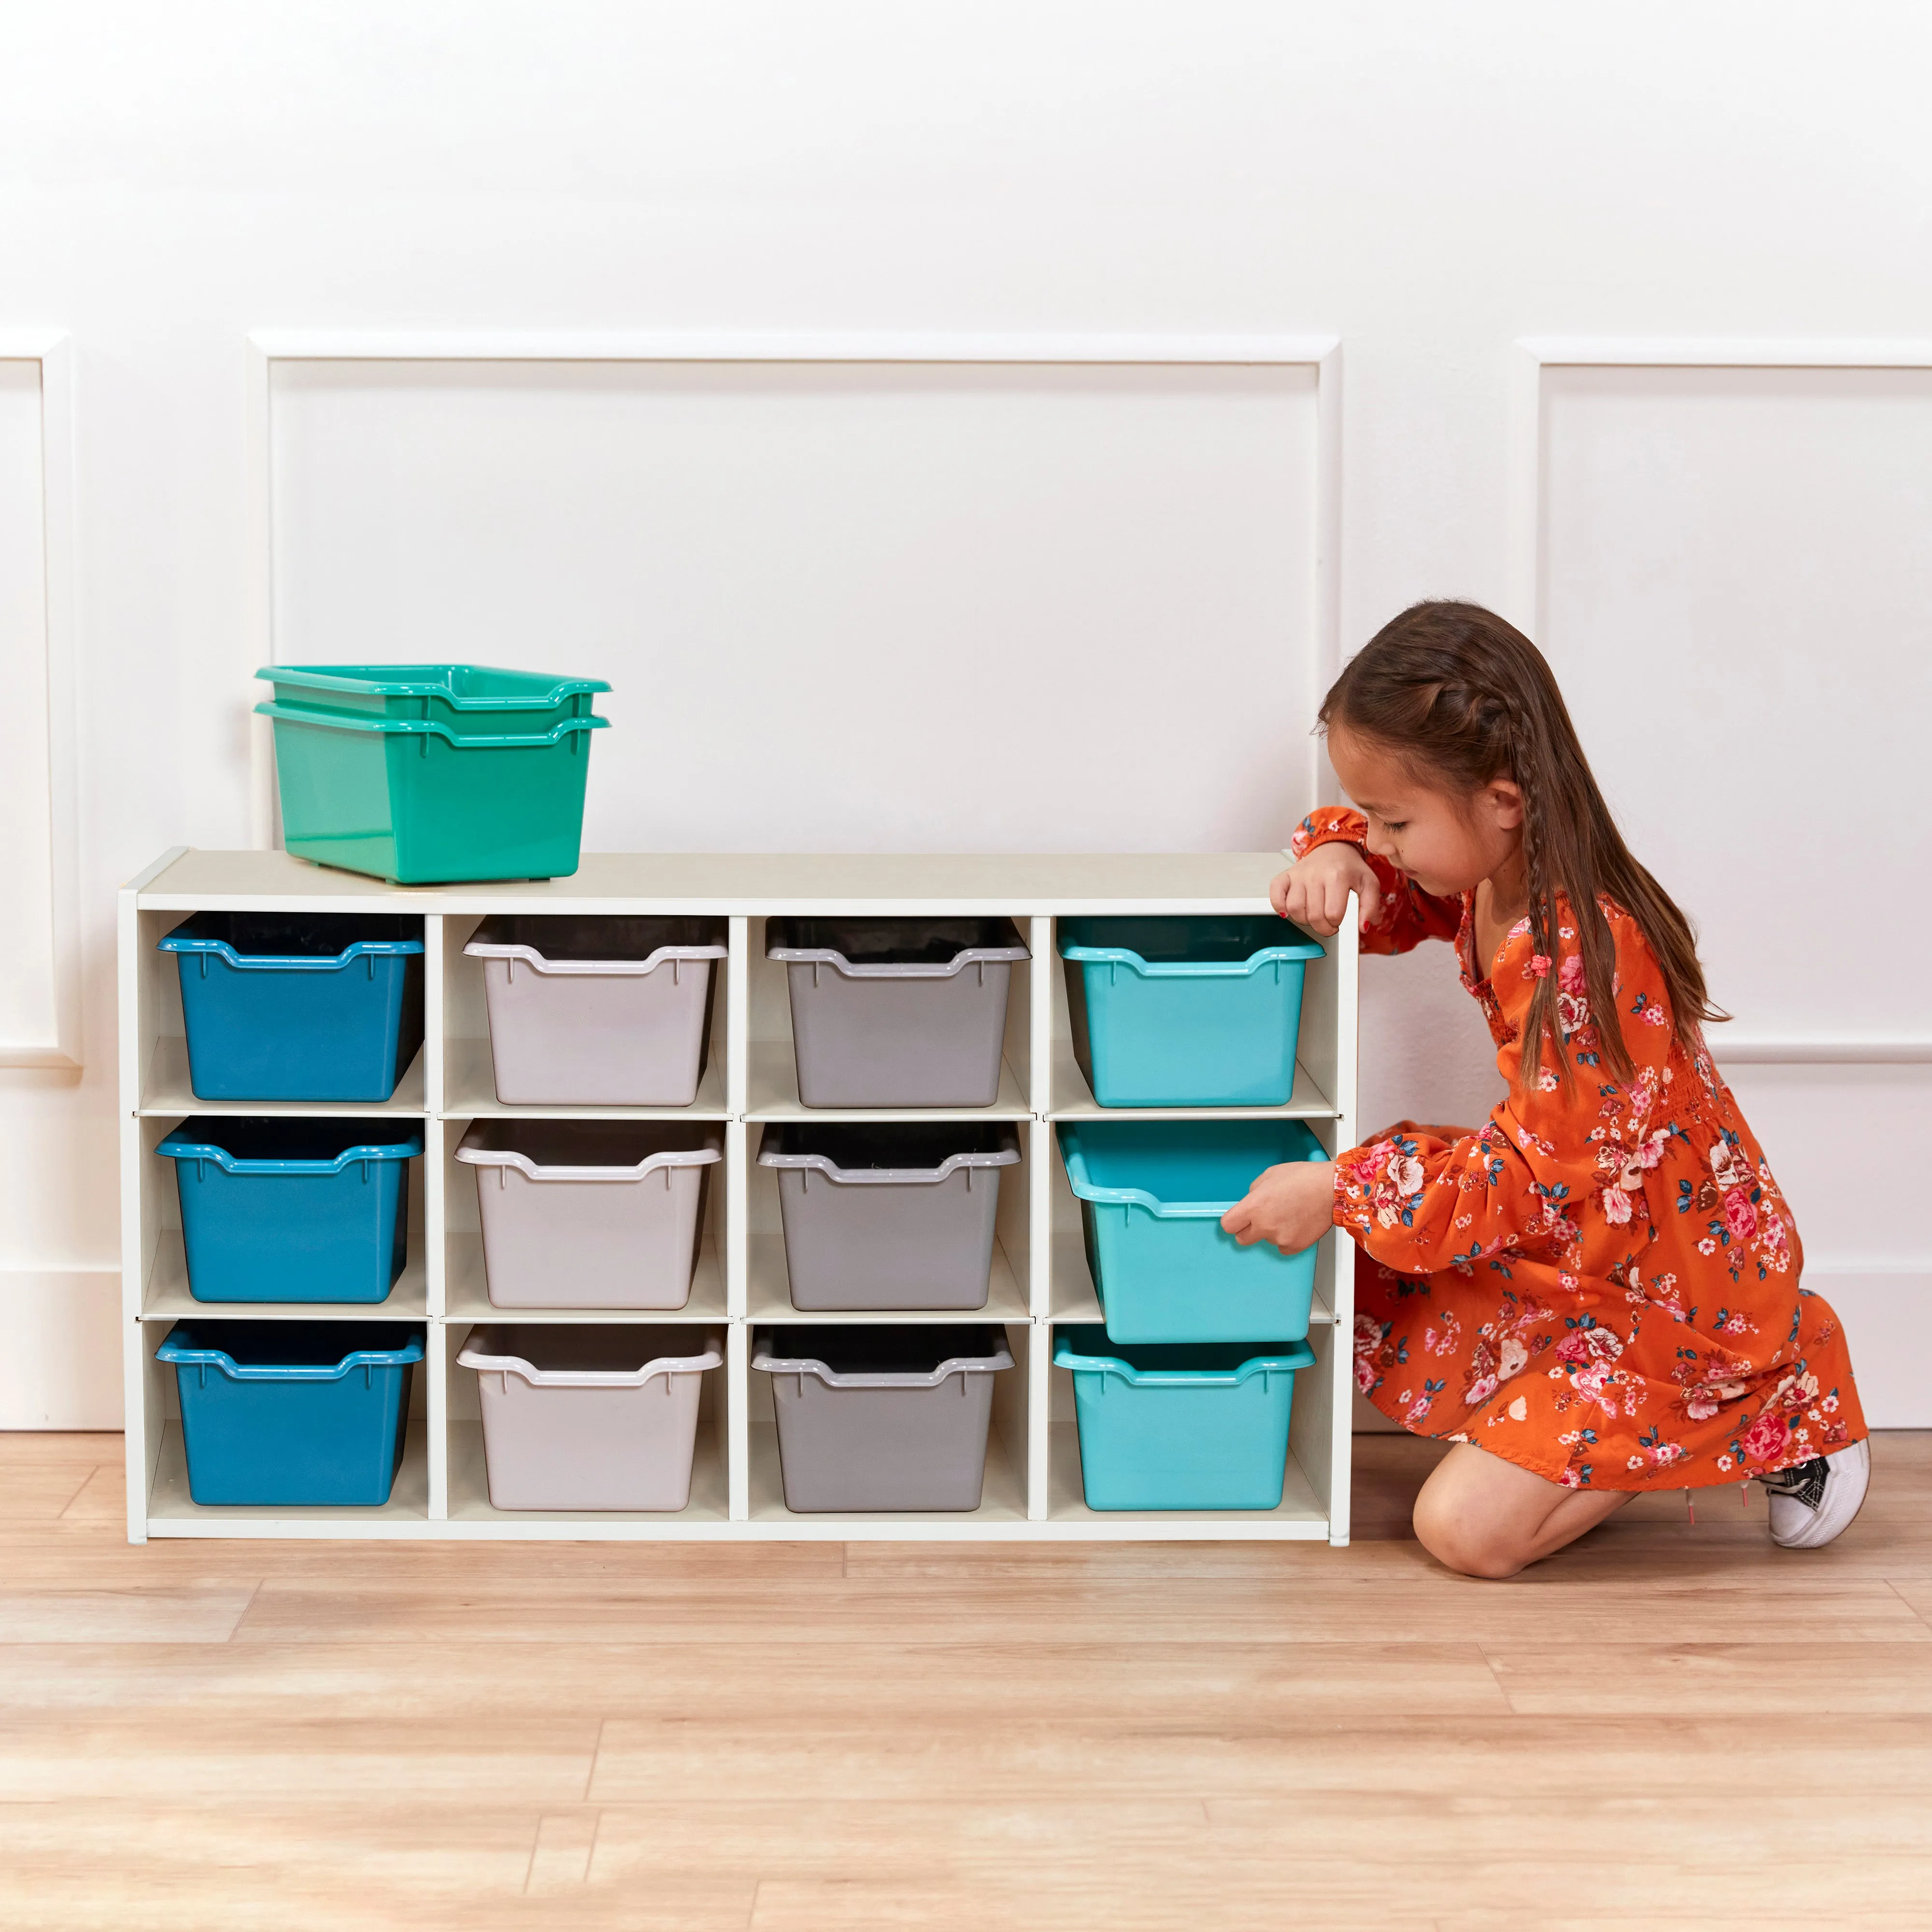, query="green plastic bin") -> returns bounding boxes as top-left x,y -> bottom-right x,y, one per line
256,664 -> 610,884
1058,914 -> 1324,1107
1058,1118 -> 1328,1344
1054,1326 -> 1316,1510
